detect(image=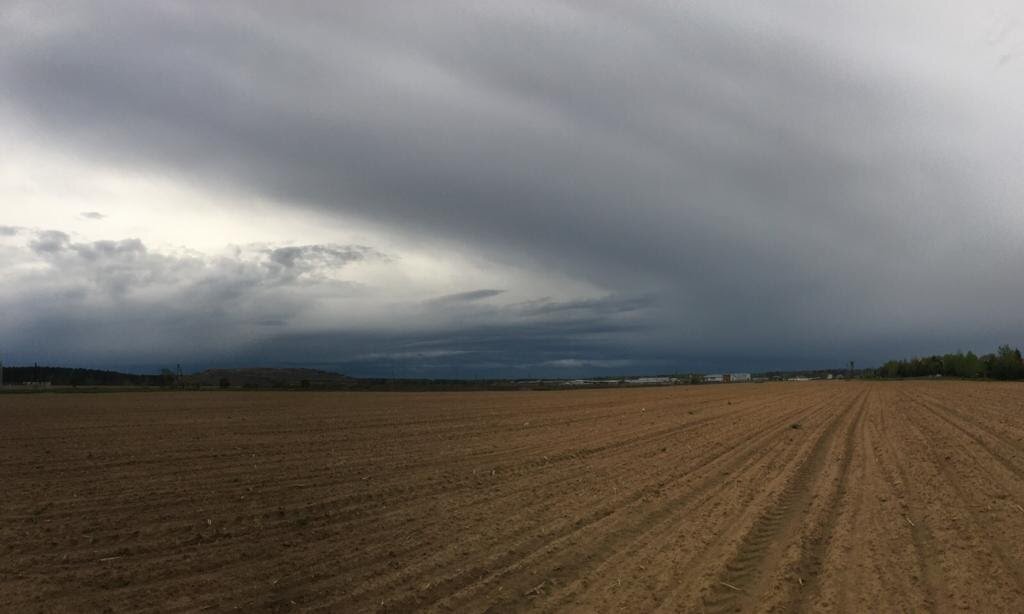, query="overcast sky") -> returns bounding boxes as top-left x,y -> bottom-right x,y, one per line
2,1 -> 1023,377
